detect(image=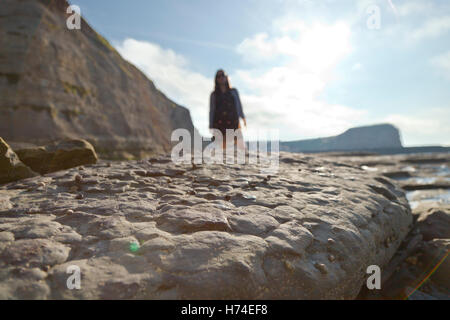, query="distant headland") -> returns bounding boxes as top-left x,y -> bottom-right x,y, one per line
280,124 -> 450,155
